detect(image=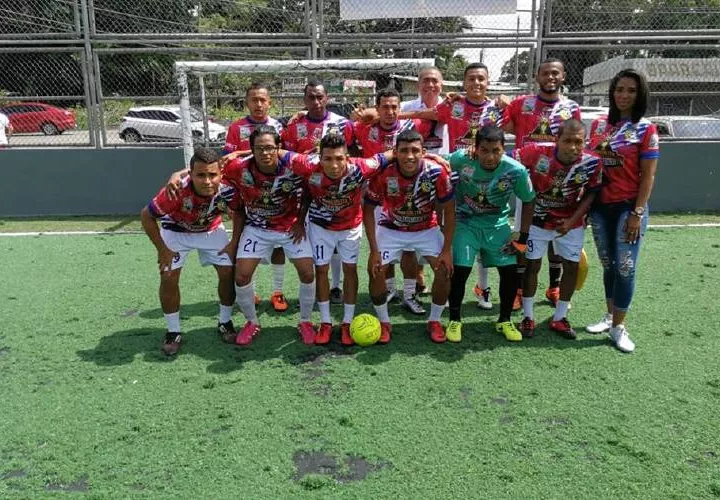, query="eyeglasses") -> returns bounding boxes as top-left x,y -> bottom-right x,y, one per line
254,146 -> 278,153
